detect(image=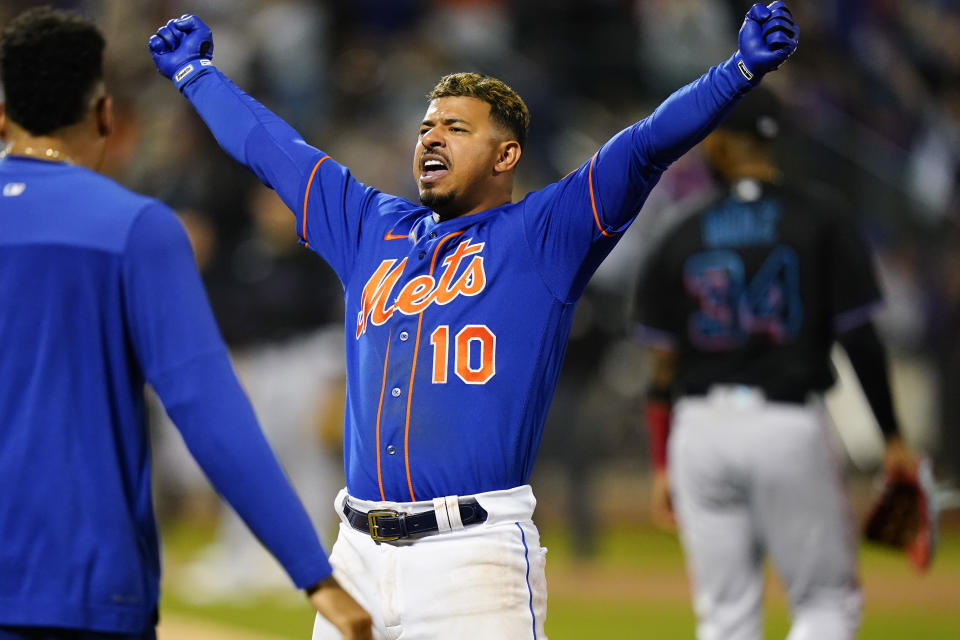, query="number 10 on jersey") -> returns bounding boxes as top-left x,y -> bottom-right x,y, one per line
430,325 -> 496,384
